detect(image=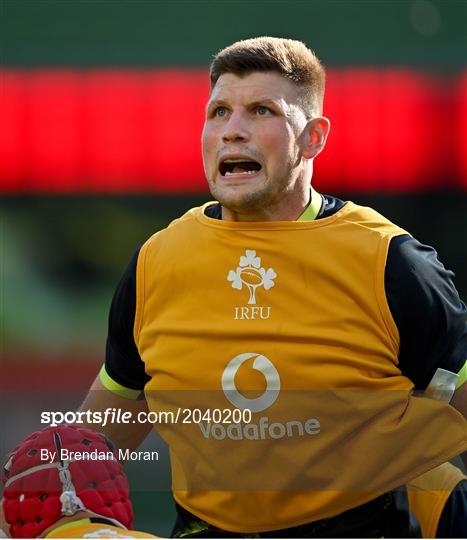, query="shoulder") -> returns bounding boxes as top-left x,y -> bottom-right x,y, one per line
139,203 -> 214,256
339,201 -> 409,239
385,235 -> 467,388
46,522 -> 158,538
385,234 -> 463,316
